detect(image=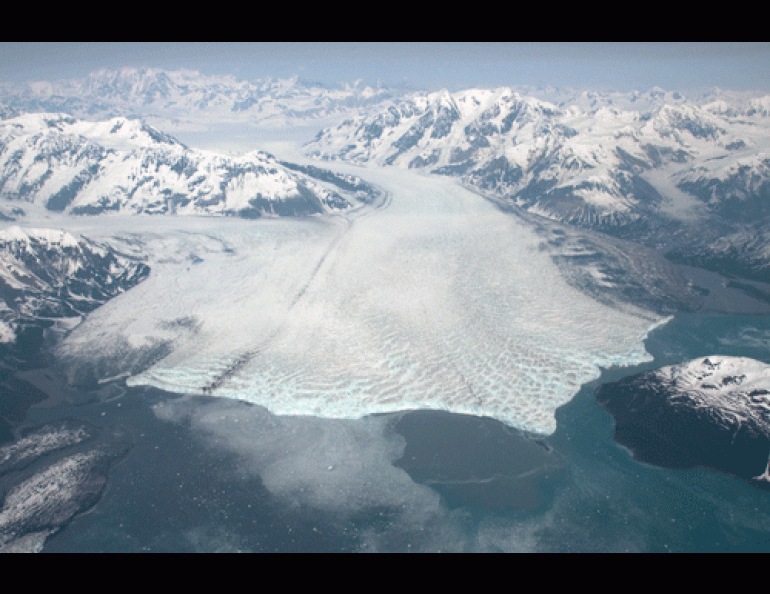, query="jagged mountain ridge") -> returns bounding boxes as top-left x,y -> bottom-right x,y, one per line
306,86 -> 770,230
0,226 -> 150,347
4,70 -> 770,285
0,112 -> 378,217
